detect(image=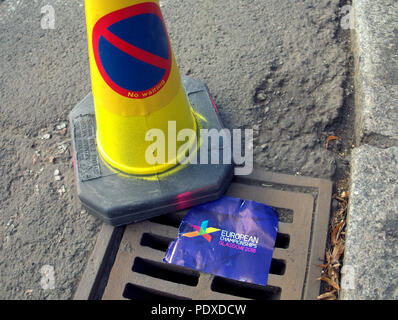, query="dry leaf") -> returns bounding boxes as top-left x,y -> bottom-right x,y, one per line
326,135 -> 339,149
332,241 -> 345,261
328,267 -> 338,281
318,277 -> 340,291
326,251 -> 331,265
334,196 -> 348,204
331,220 -> 346,245
317,290 -> 337,300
